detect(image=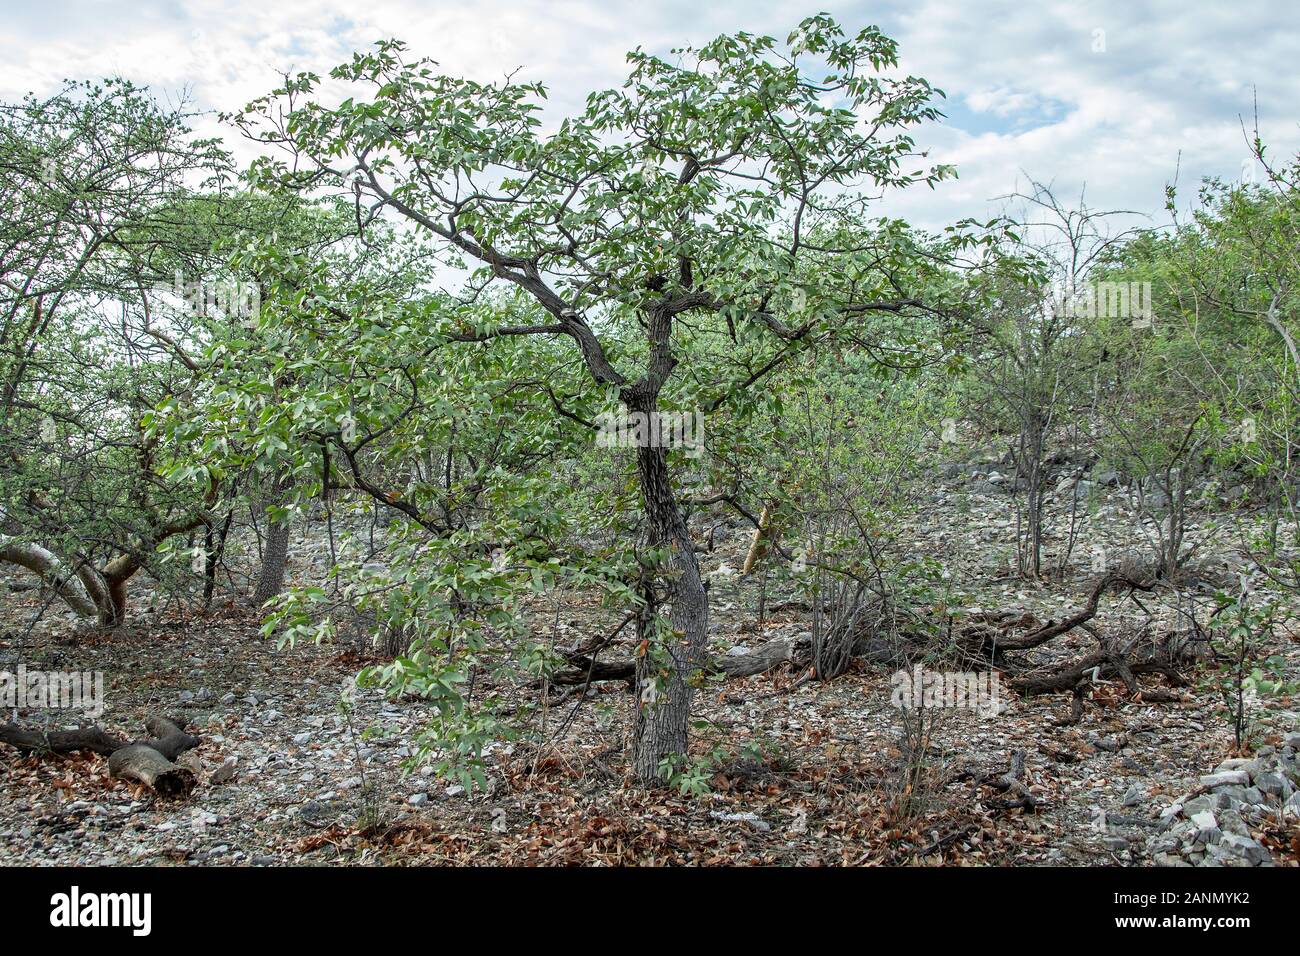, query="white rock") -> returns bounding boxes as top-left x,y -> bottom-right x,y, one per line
709,811 -> 770,831
1199,770 -> 1250,788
